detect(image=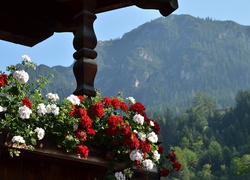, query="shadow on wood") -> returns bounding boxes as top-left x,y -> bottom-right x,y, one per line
0,145 -> 159,180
